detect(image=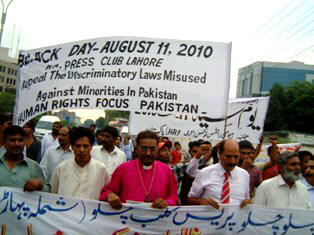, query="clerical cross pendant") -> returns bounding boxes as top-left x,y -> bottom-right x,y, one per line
144,195 -> 151,203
